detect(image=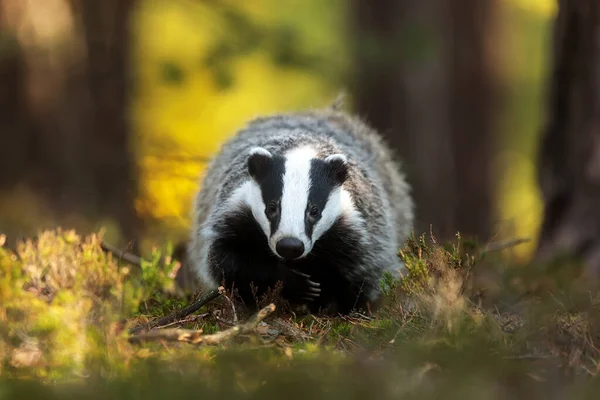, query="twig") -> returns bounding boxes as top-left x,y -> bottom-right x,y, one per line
100,241 -> 142,268
347,311 -> 374,321
482,237 -> 531,254
221,289 -> 238,325
154,313 -> 209,330
129,303 -> 276,345
129,287 -> 223,335
503,355 -> 553,361
245,303 -> 276,329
